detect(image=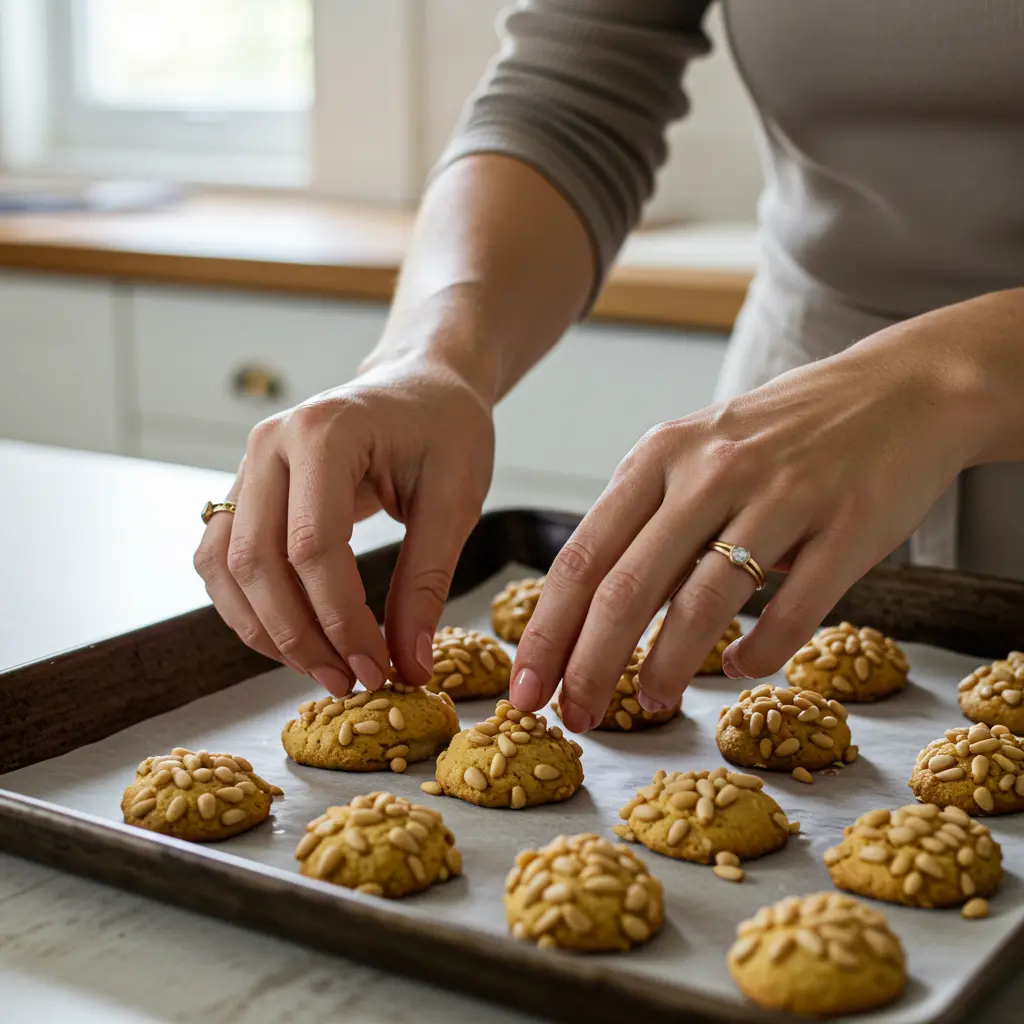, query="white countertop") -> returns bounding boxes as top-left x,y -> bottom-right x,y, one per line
0,445 -> 1017,1023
